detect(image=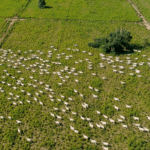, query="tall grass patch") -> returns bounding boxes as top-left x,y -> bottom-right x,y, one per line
0,18 -> 10,39
2,19 -> 149,51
